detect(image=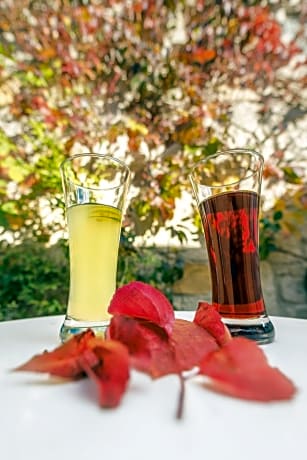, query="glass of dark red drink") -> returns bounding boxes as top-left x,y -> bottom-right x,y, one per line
190,149 -> 275,344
